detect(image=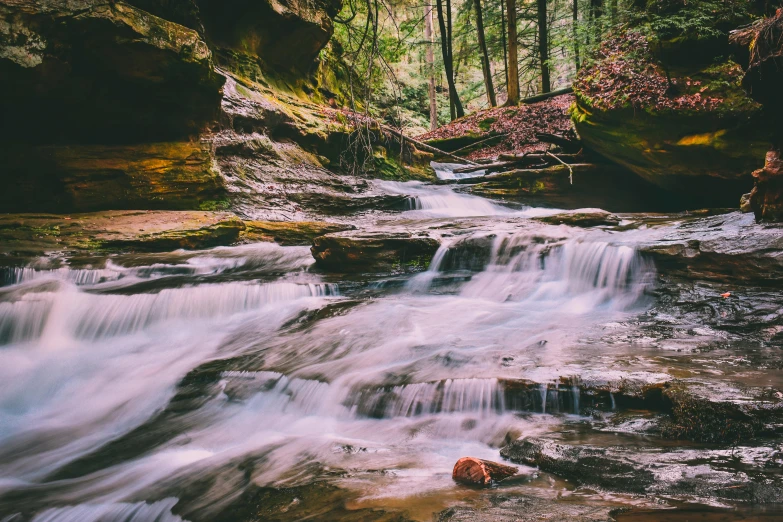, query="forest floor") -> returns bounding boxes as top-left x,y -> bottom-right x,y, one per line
415,95 -> 575,160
